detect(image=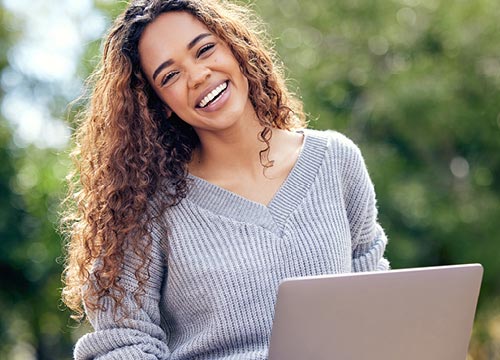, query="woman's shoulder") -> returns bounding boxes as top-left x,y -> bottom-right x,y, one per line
303,128 -> 363,158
